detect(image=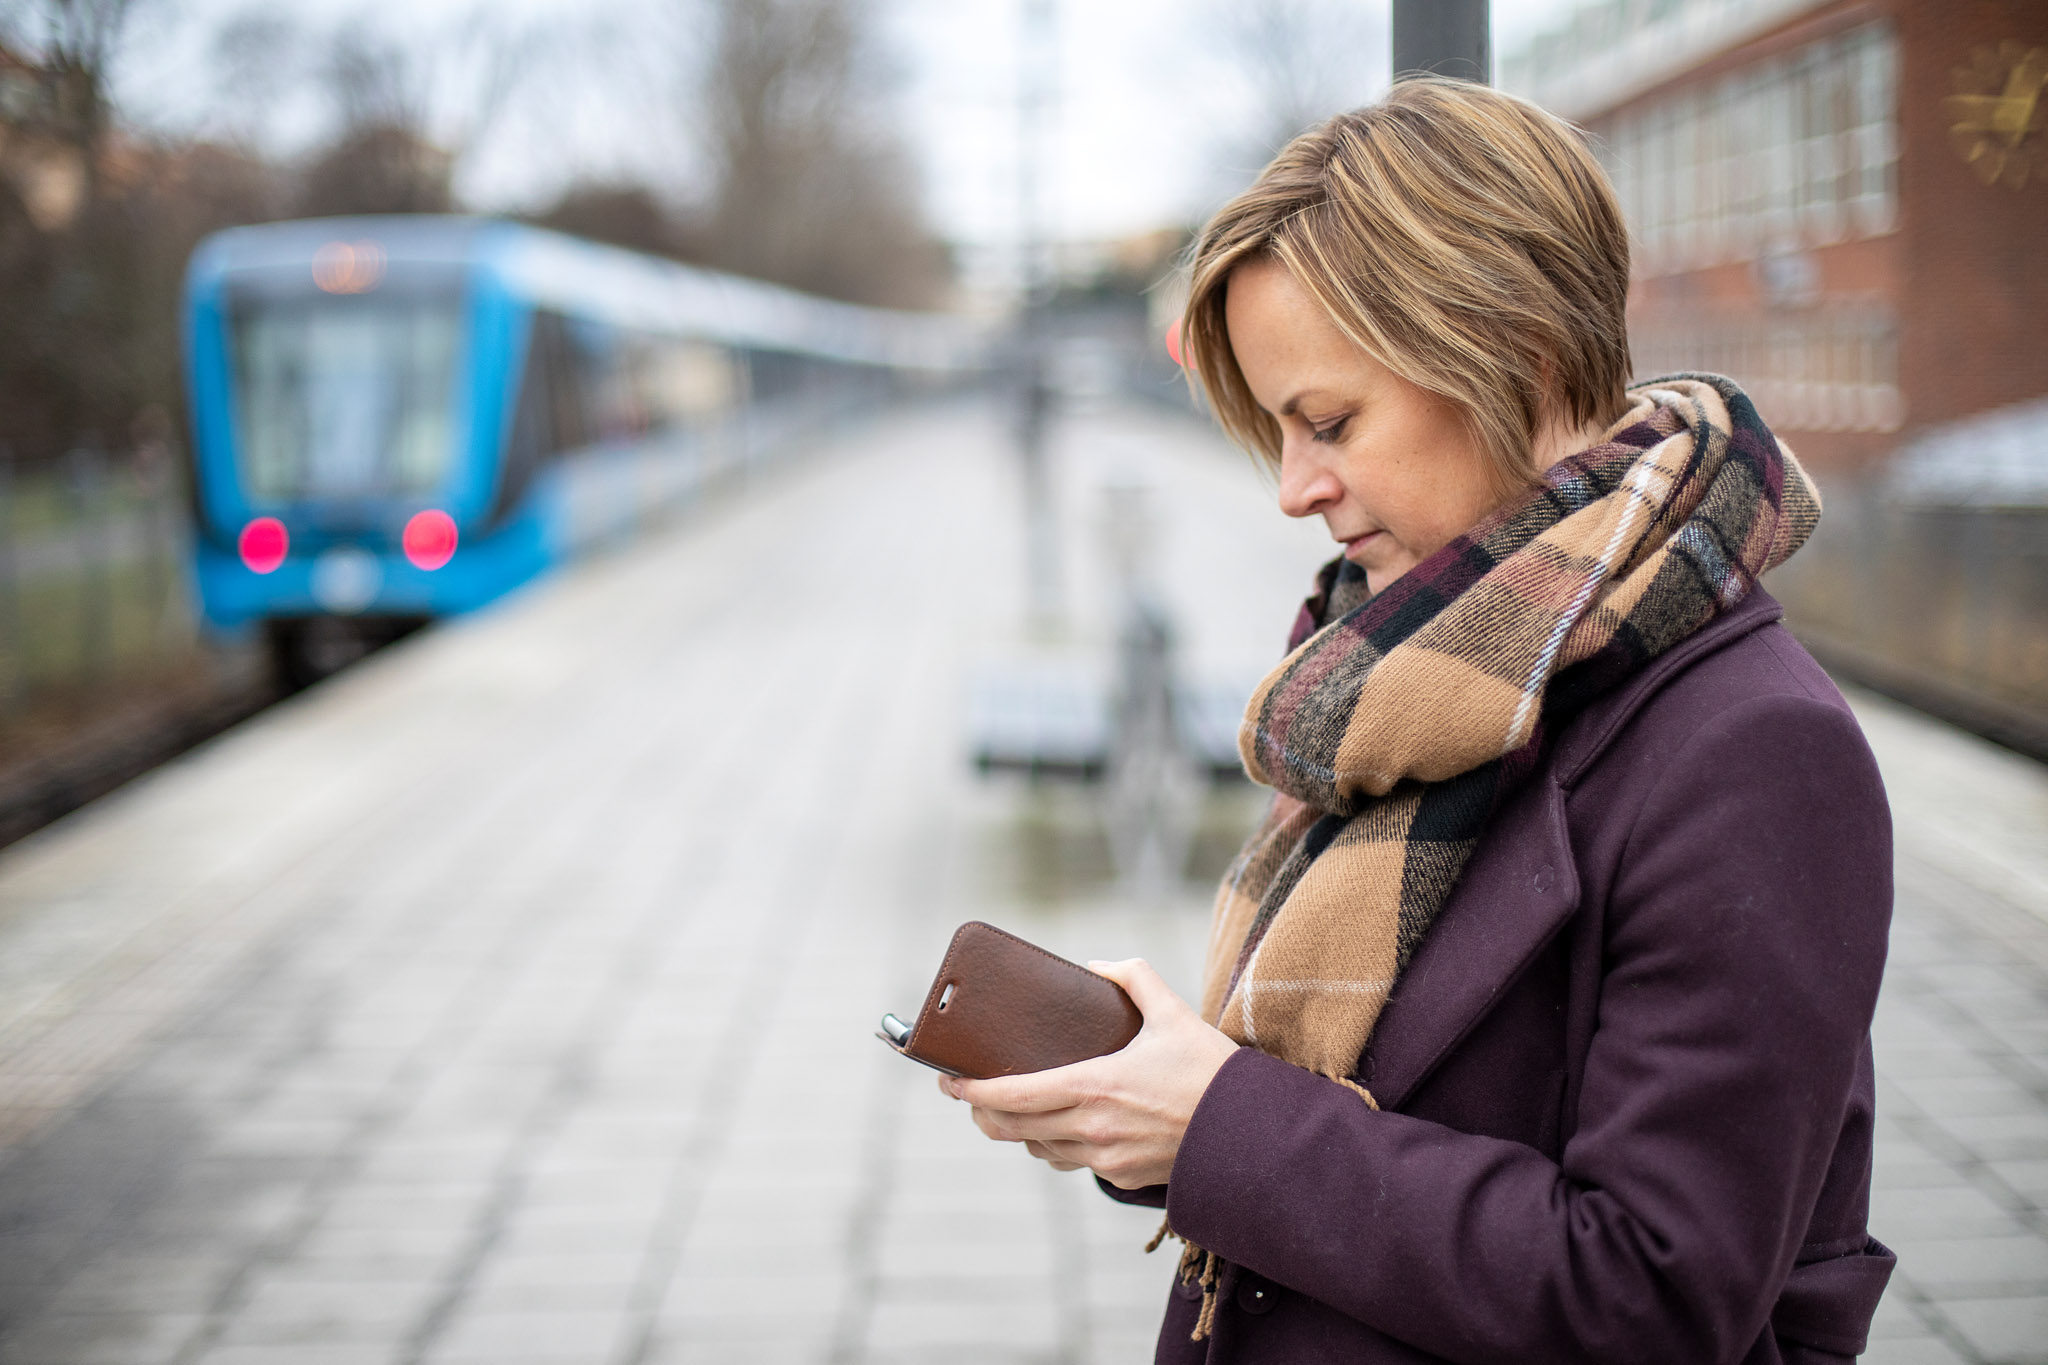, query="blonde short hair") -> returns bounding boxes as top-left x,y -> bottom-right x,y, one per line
1181,77 -> 1632,496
